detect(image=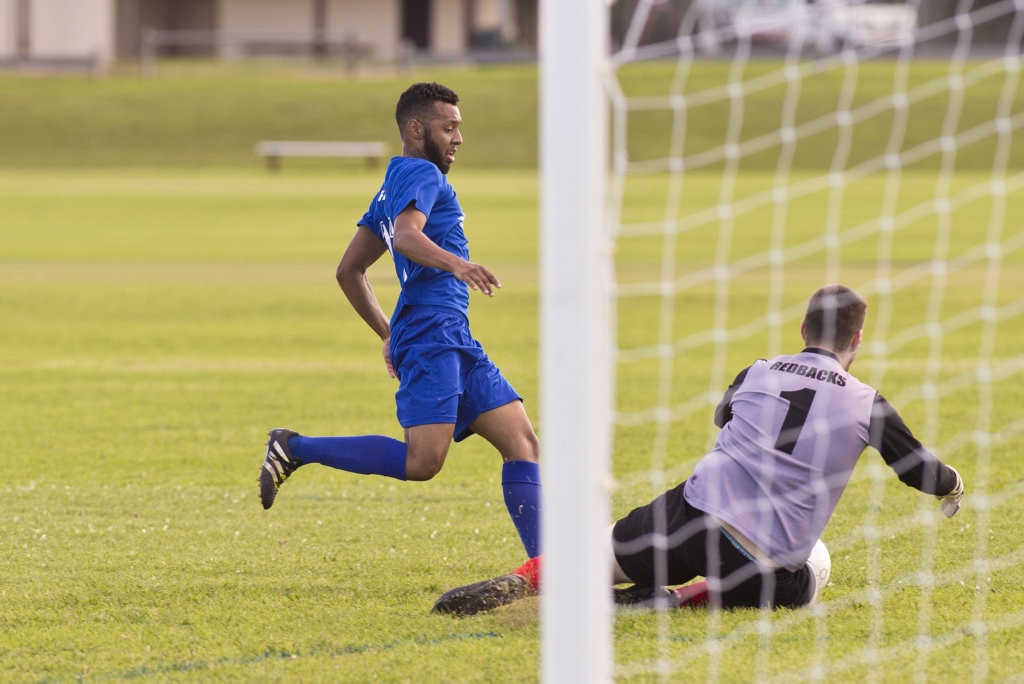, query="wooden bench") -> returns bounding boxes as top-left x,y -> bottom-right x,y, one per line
255,140 -> 389,170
